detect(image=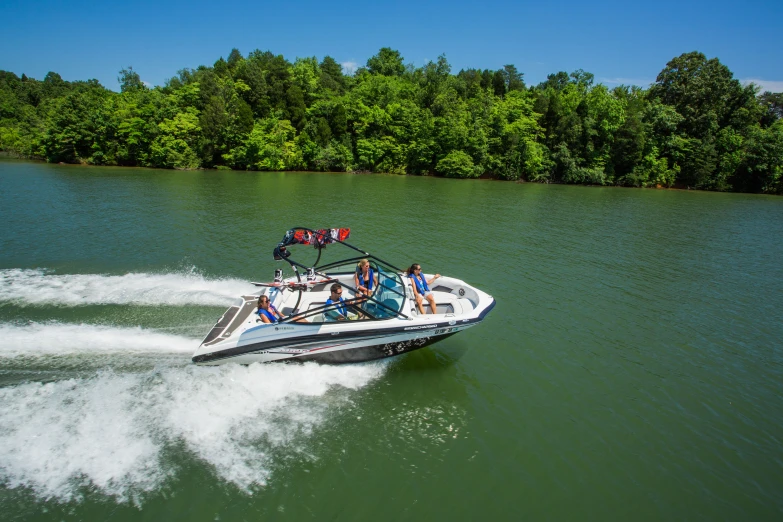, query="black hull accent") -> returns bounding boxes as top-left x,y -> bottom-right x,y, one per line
194,329 -> 409,364
293,332 -> 457,364
478,299 -> 496,320
195,321 -> 474,364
